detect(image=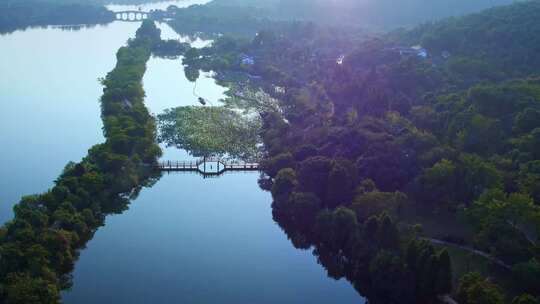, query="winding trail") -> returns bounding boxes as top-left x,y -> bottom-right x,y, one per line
423,238 -> 512,270
438,294 -> 459,304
